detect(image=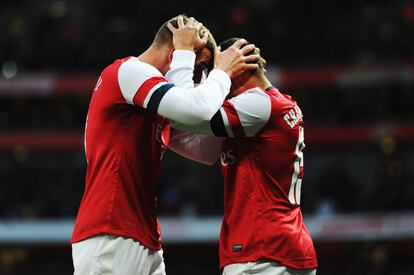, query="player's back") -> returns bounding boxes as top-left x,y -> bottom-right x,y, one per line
72,57 -> 167,250
219,87 -> 317,269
